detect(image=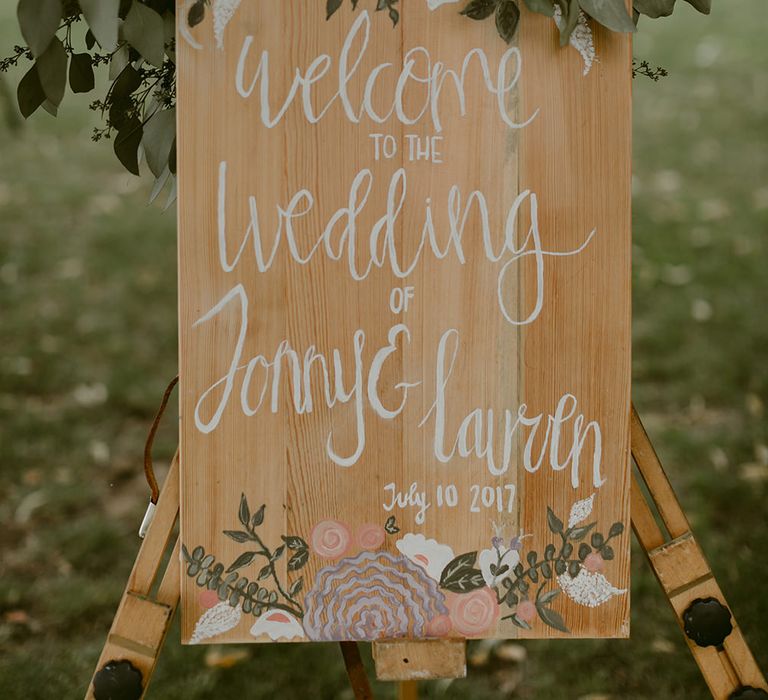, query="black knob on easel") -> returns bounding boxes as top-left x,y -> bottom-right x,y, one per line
729,687 -> 768,699
683,597 -> 733,649
92,659 -> 144,700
